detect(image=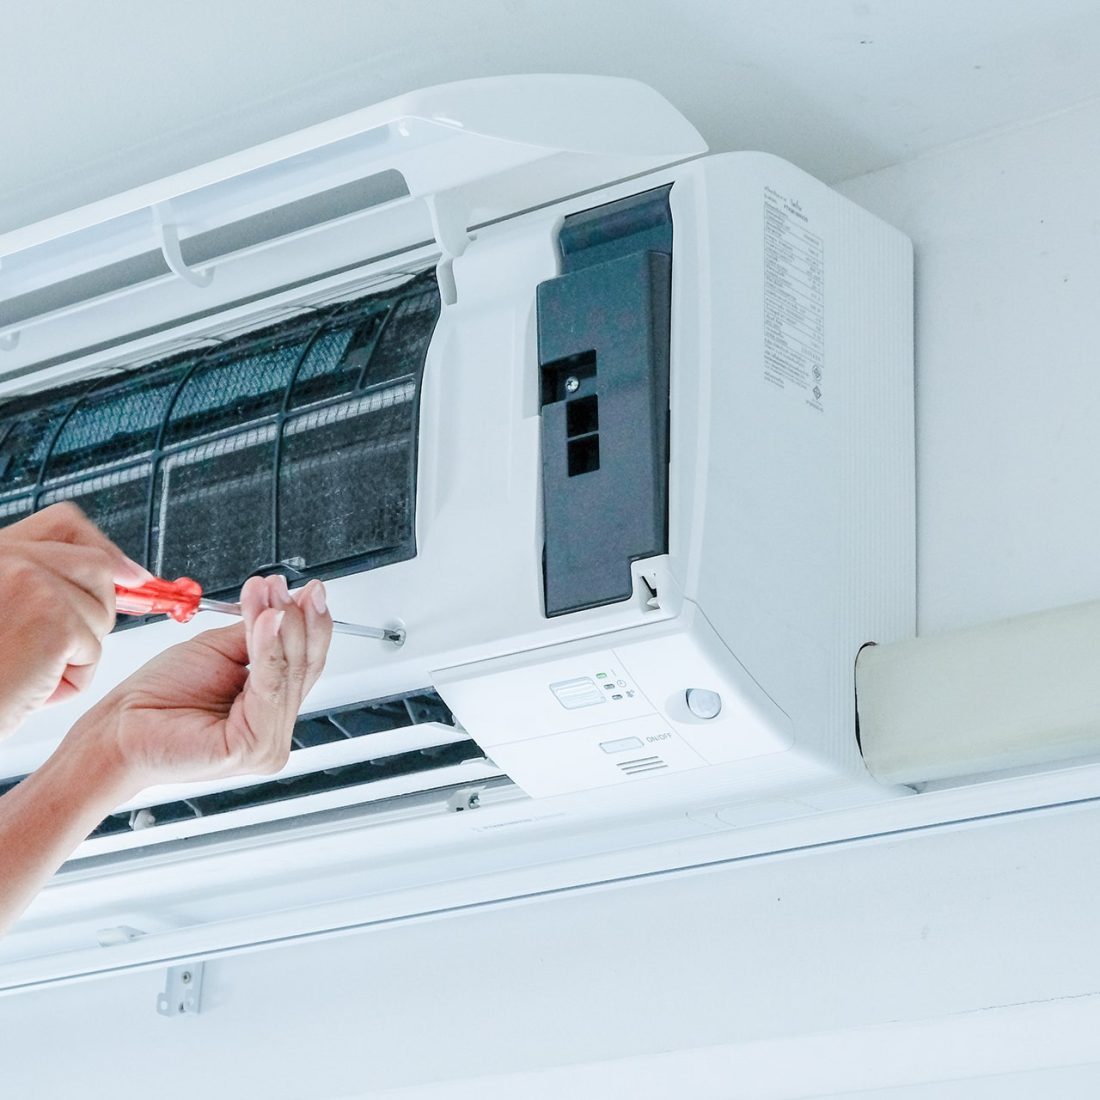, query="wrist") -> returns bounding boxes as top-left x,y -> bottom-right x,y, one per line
56,703 -> 146,808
